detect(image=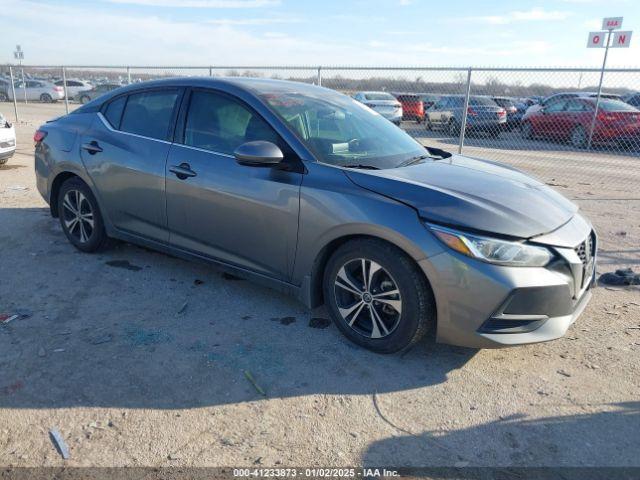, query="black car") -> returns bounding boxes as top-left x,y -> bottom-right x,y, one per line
623,92 -> 640,108
77,83 -> 121,104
